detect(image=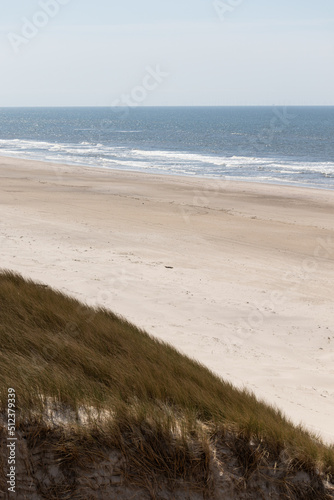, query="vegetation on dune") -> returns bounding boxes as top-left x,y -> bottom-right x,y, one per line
0,270 -> 333,499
